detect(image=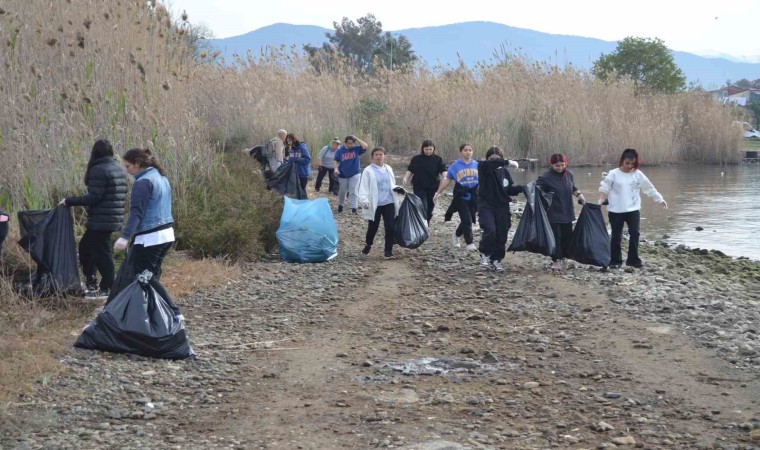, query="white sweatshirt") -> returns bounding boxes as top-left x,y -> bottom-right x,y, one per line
599,168 -> 664,213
